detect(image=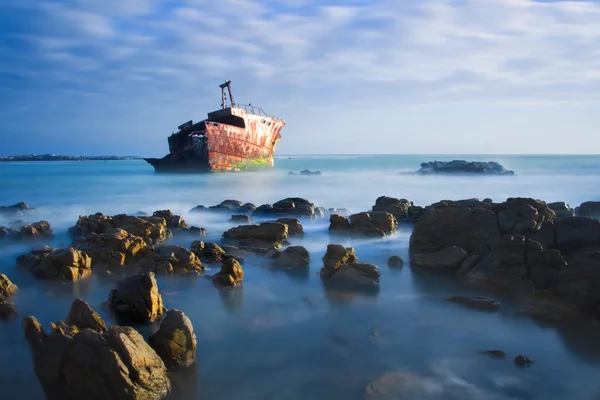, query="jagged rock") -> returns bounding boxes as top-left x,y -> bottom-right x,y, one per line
106,272 -> 164,323
321,245 -> 379,287
72,228 -> 150,269
64,298 -> 107,332
575,201 -> 600,219
276,218 -> 303,235
416,160 -> 515,175
152,245 -> 205,274
222,222 -> 288,248
70,213 -> 169,244
22,316 -> 171,399
467,235 -> 567,291
272,246 -> 310,269
230,215 -> 252,224
191,241 -> 227,263
272,198 -> 318,218
0,273 -> 18,300
17,247 -> 92,281
149,309 -> 197,368
491,197 -> 555,236
153,210 -> 189,230
447,296 -> 500,311
387,256 -> 404,268
372,196 -> 414,222
548,202 -> 574,218
409,205 -> 501,259
411,246 -> 468,271
212,259 -> 244,286
18,220 -> 53,238
0,202 -> 35,217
